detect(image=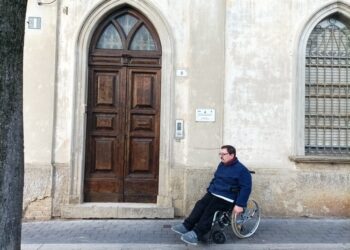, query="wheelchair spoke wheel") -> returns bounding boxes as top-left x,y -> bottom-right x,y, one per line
212,230 -> 226,244
231,199 -> 260,238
